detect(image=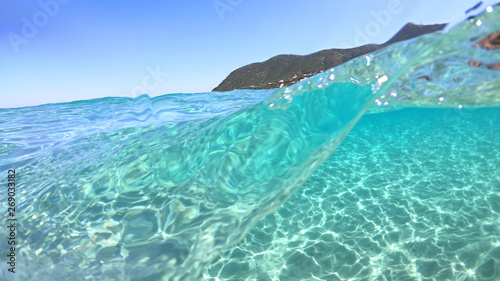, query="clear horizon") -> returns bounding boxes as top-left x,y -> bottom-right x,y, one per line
0,0 -> 490,108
